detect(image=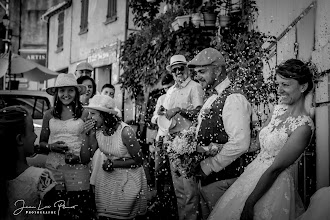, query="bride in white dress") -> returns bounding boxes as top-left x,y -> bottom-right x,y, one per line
208,59 -> 315,220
